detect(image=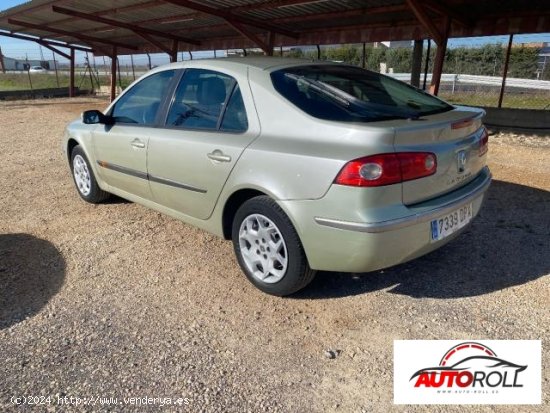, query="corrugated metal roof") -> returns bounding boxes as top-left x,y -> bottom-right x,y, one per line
0,0 -> 549,55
